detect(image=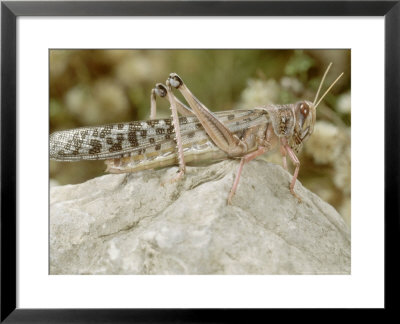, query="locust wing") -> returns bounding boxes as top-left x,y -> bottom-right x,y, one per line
49,109 -> 268,161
